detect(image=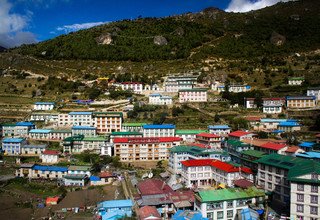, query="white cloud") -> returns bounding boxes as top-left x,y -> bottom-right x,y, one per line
225,0 -> 292,13
56,21 -> 107,33
0,0 -> 37,48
